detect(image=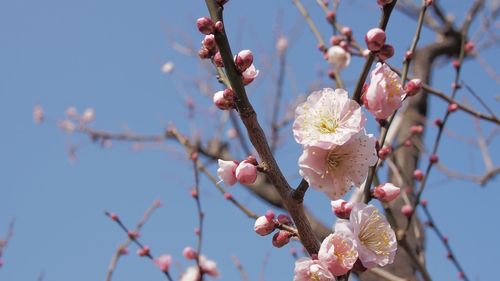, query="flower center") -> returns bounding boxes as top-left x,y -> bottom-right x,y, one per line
358,210 -> 391,256
384,73 -> 401,98
315,115 -> 338,134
